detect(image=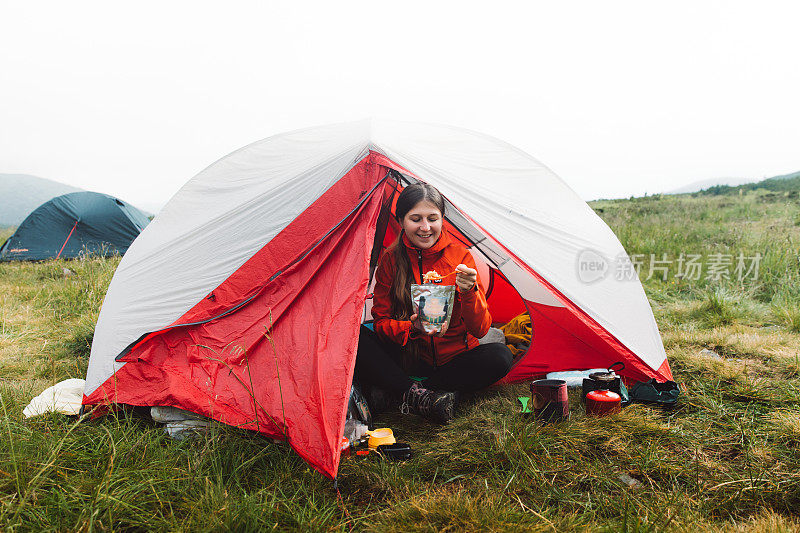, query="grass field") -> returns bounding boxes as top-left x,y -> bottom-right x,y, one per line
1,186 -> 799,531
0,227 -> 13,245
